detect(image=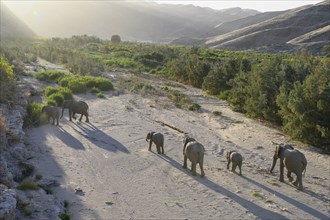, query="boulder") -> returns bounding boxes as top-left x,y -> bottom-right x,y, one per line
0,184 -> 17,220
